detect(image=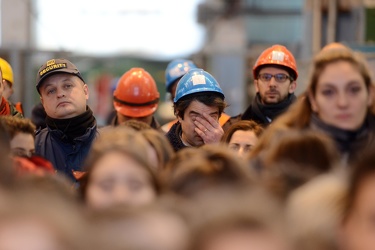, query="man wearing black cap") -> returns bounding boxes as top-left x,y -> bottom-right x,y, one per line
34,59 -> 97,181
